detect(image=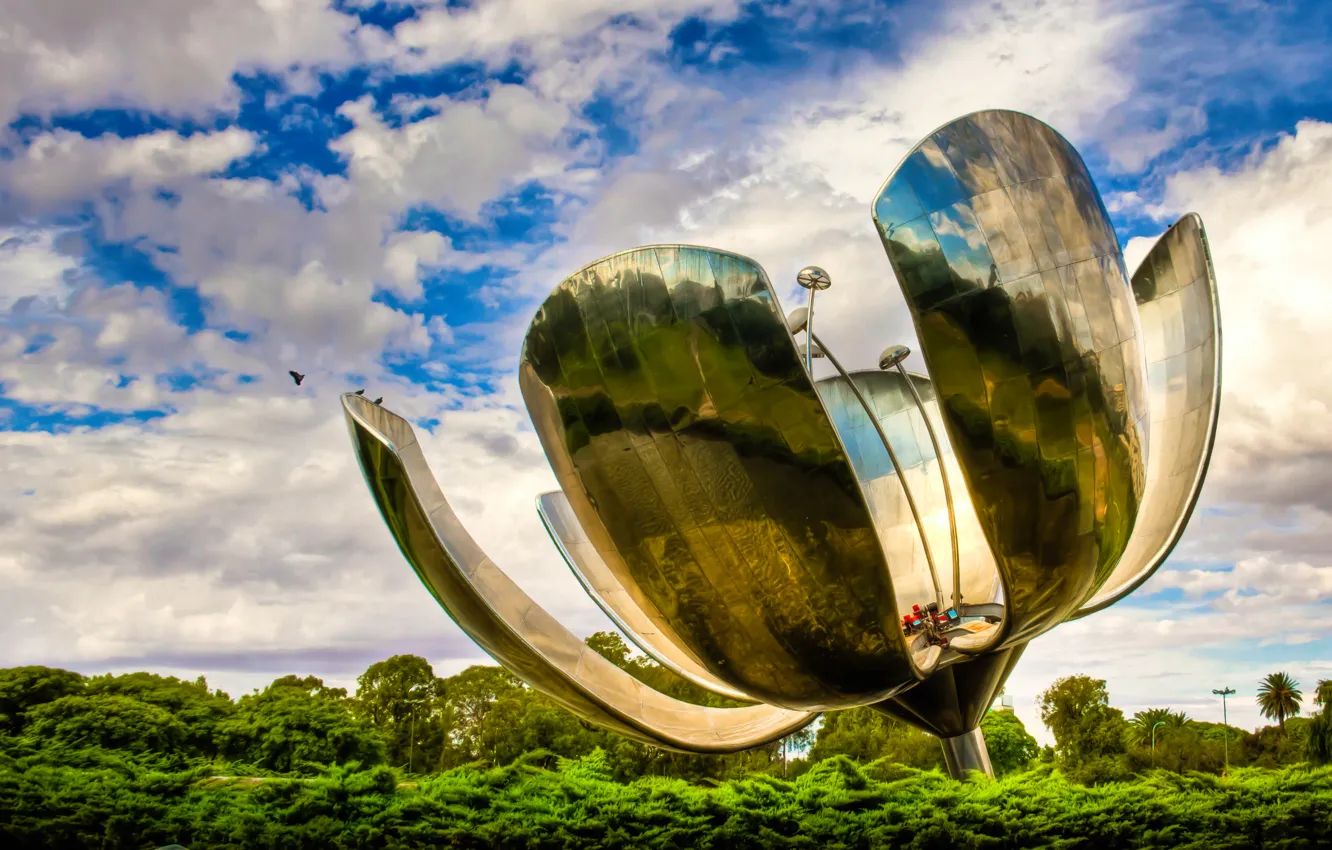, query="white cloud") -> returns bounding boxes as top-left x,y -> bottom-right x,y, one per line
5,127 -> 258,205
0,386 -> 607,678
0,0 -> 358,124
0,227 -> 80,311
372,0 -> 739,76
1154,556 -> 1332,604
331,86 -> 579,219
3,0 -> 1332,752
